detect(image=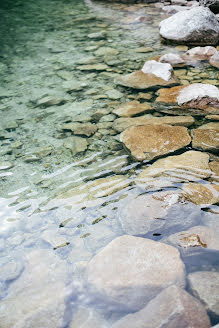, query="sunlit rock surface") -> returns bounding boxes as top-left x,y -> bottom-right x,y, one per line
141,60 -> 173,81
86,235 -> 185,311
112,285 -> 211,328
182,182 -> 219,206
192,122 -> 219,152
112,101 -> 152,117
159,7 -> 219,45
120,124 -> 191,161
